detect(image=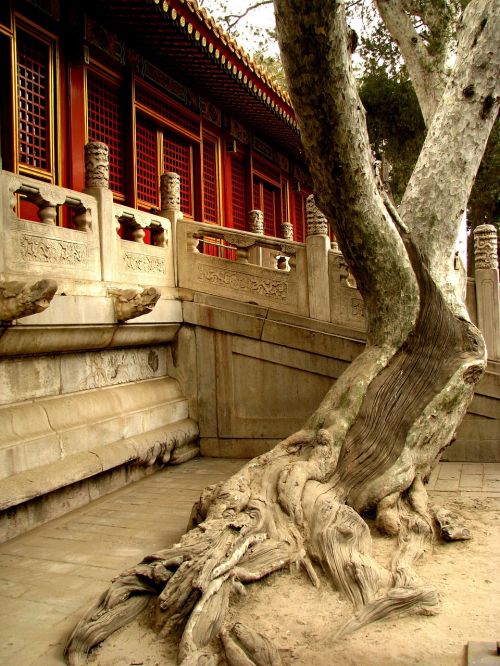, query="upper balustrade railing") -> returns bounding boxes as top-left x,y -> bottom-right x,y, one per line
1,141 -> 498,359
